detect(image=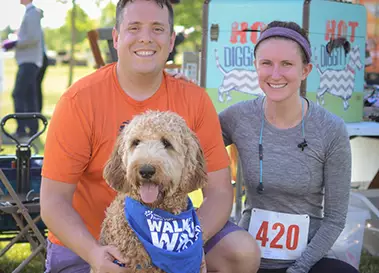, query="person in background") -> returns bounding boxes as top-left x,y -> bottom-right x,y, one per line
1,0 -> 43,139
